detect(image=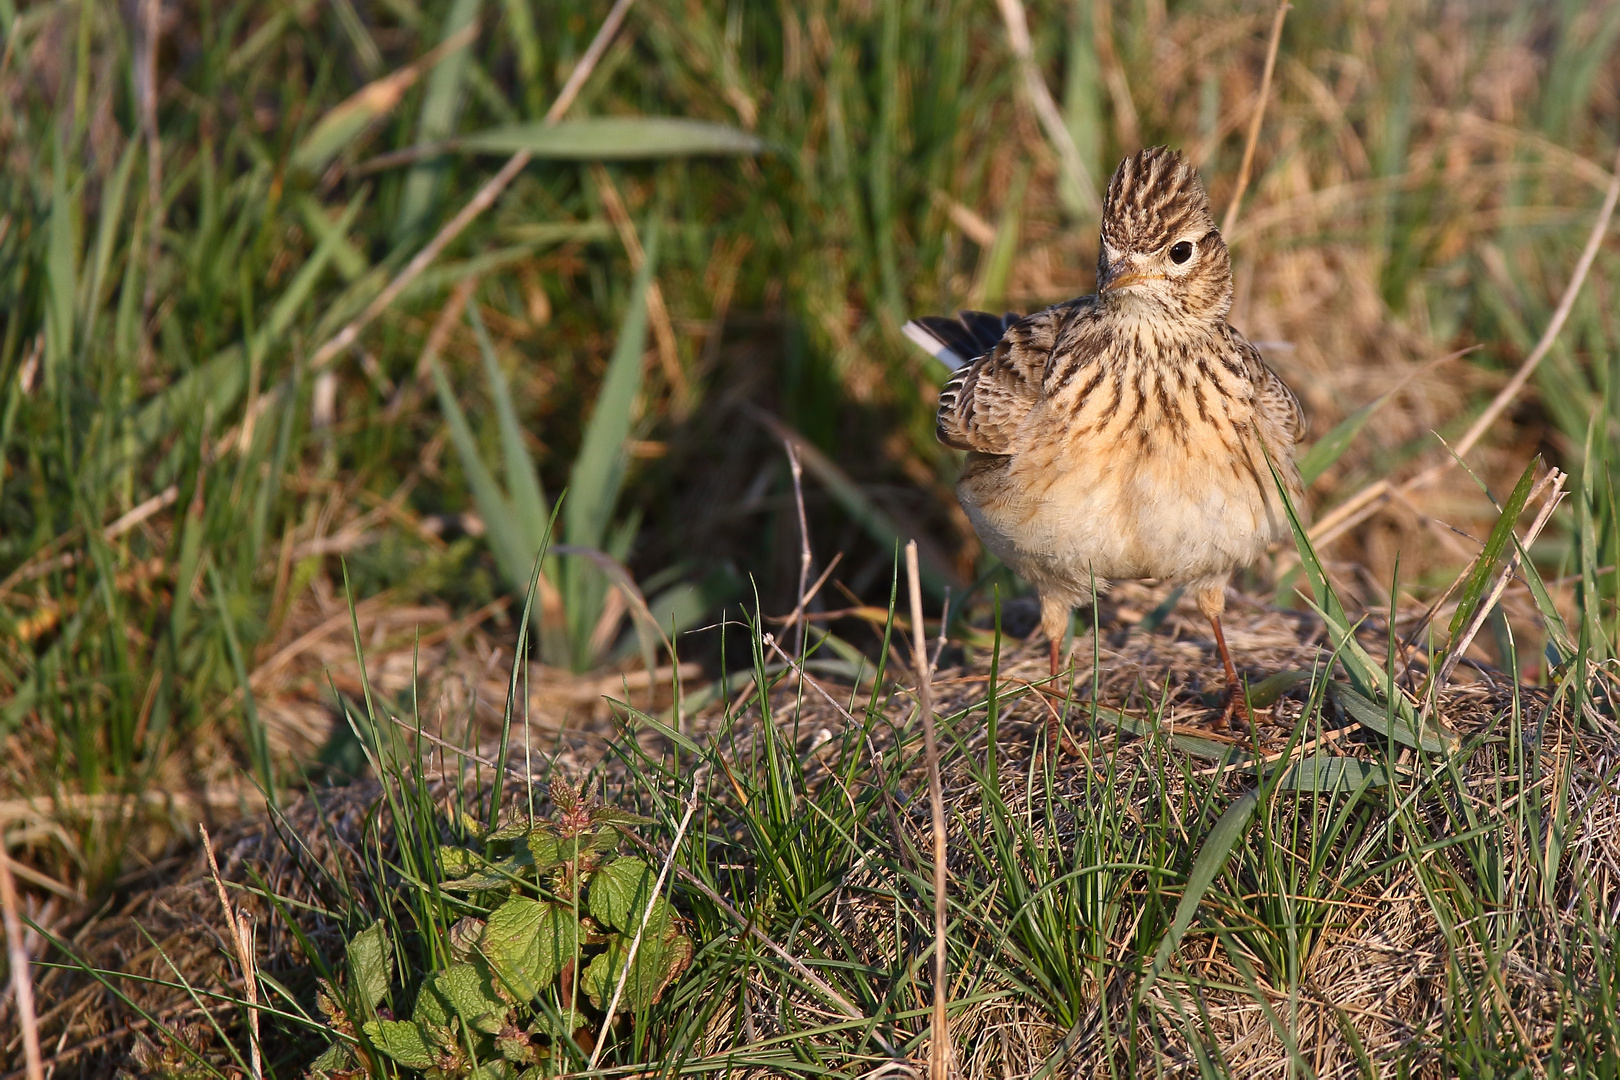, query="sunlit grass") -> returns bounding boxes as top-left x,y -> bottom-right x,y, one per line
2,0 -> 1620,1074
